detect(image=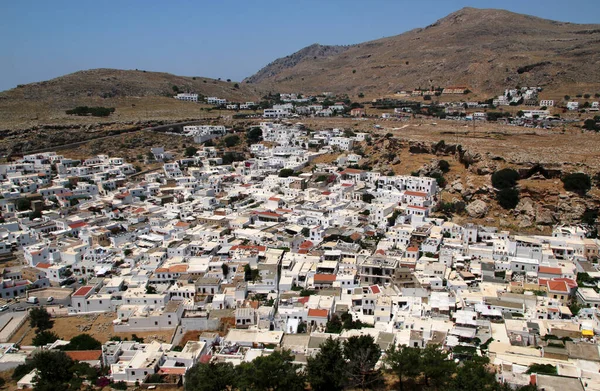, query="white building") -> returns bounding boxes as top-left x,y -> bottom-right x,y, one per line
263,108 -> 290,118
174,93 -> 198,102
